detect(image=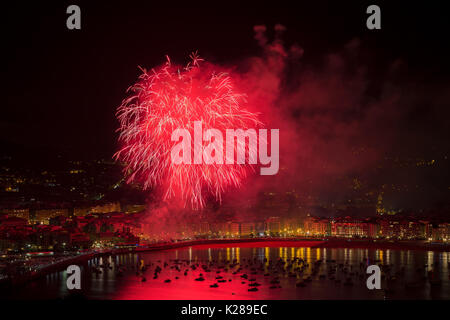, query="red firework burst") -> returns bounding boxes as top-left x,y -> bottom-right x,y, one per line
115,54 -> 261,208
